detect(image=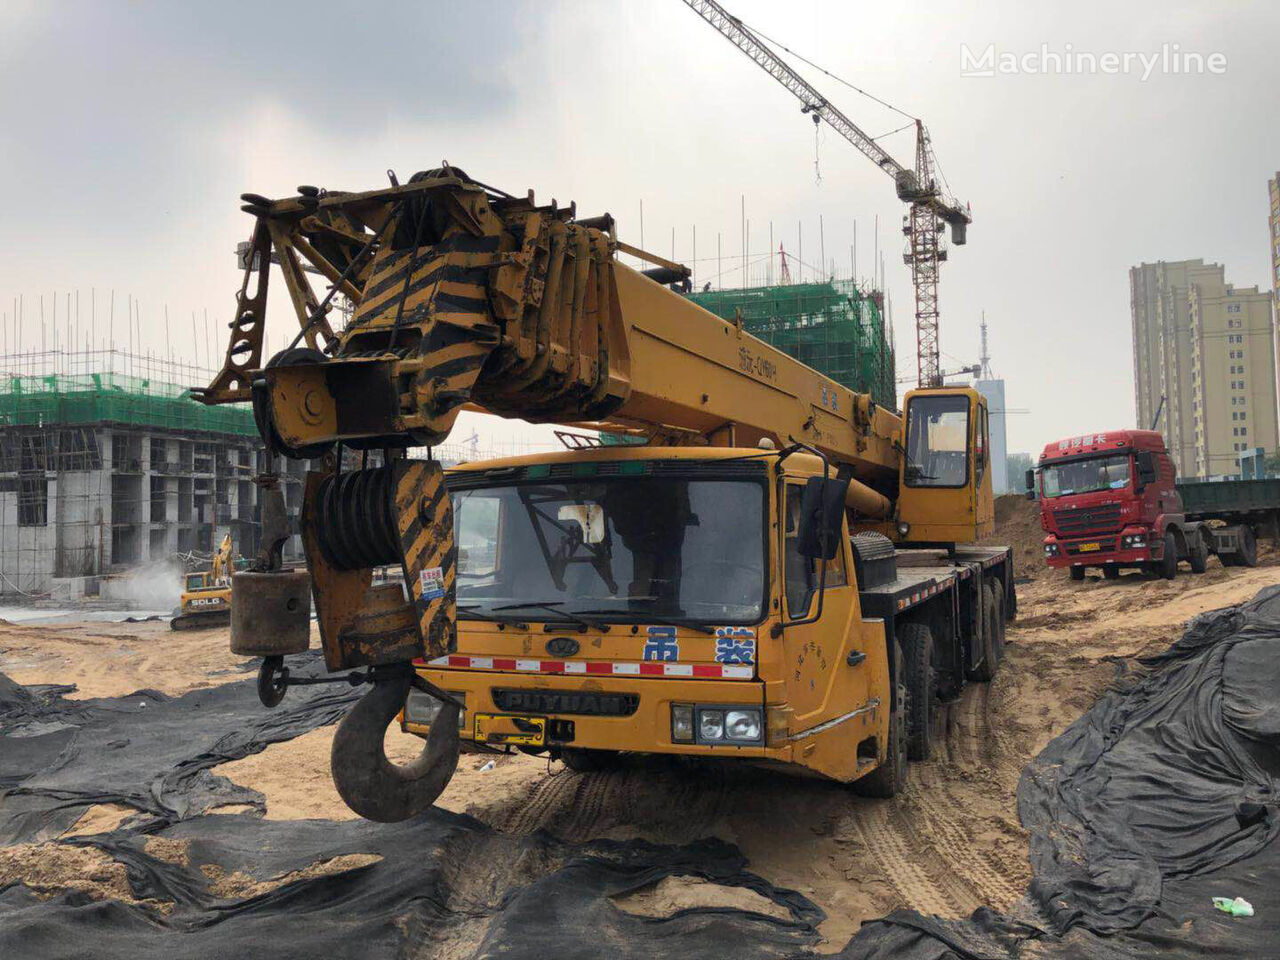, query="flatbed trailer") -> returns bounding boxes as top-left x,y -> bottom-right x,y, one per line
1179,478 -> 1280,566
